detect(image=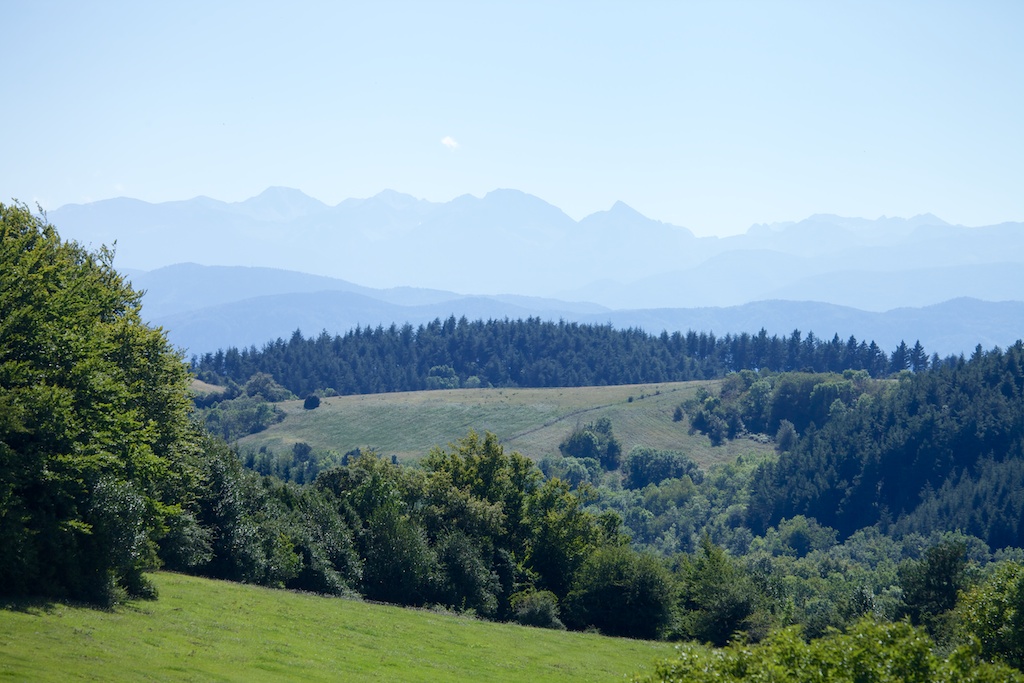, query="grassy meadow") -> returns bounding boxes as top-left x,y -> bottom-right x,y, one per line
237,379 -> 774,466
0,572 -> 677,682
